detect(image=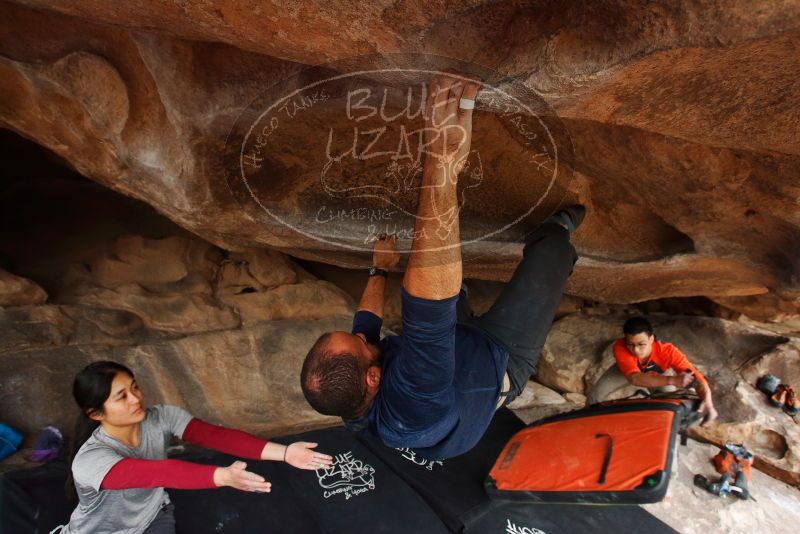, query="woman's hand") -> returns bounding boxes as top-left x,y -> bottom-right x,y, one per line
373,233 -> 400,270
213,461 -> 271,493
284,442 -> 333,471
